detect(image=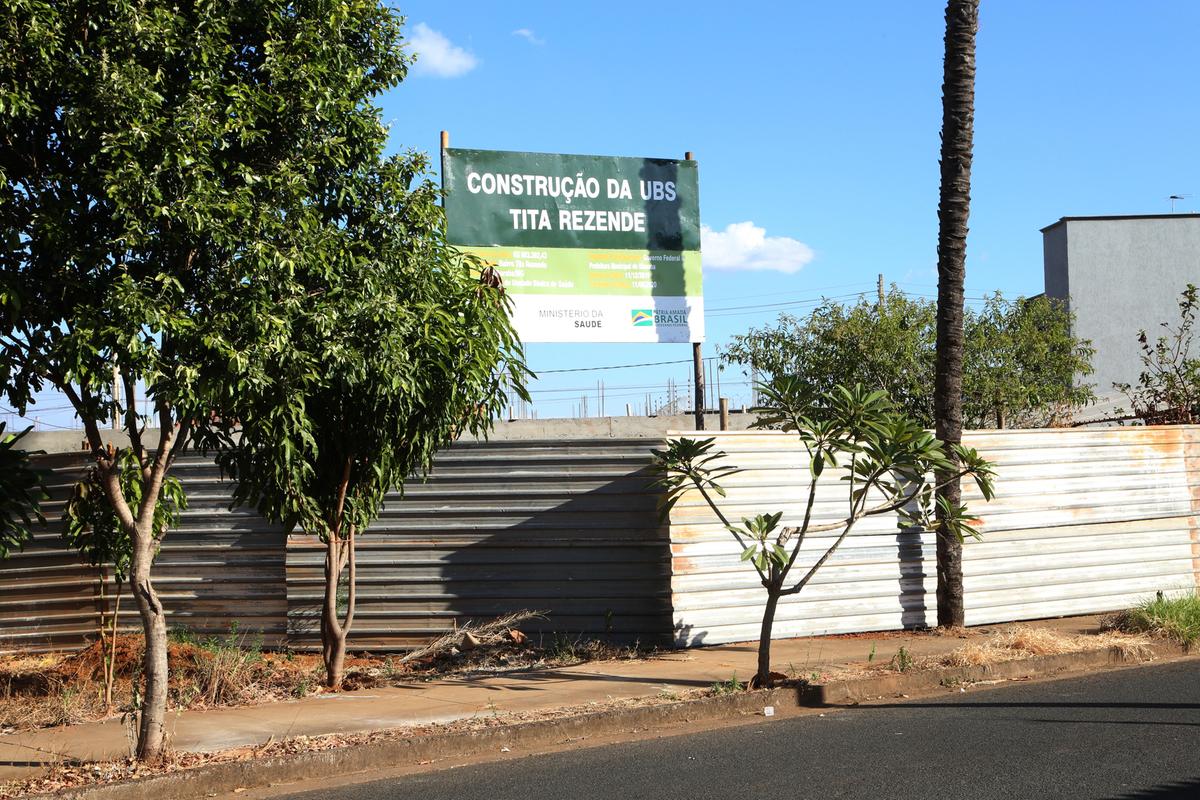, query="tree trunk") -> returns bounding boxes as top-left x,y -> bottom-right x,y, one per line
321,526 -> 357,689
321,461 -> 357,690
755,590 -> 781,687
934,0 -> 978,629
325,626 -> 347,689
78,392 -> 184,761
106,584 -> 121,711
130,536 -> 169,759
321,537 -> 345,689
